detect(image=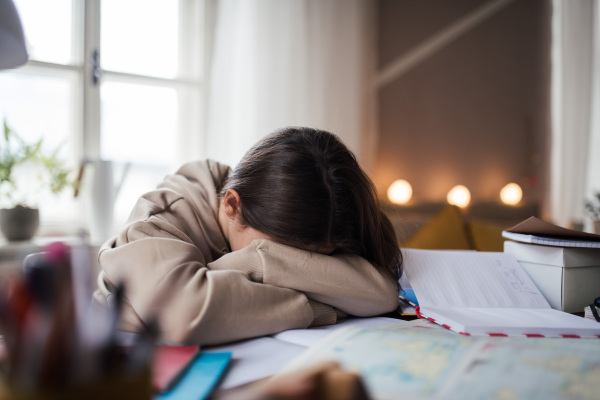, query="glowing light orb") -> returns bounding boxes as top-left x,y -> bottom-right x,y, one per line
500,183 -> 523,206
447,185 -> 471,208
387,179 -> 413,205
